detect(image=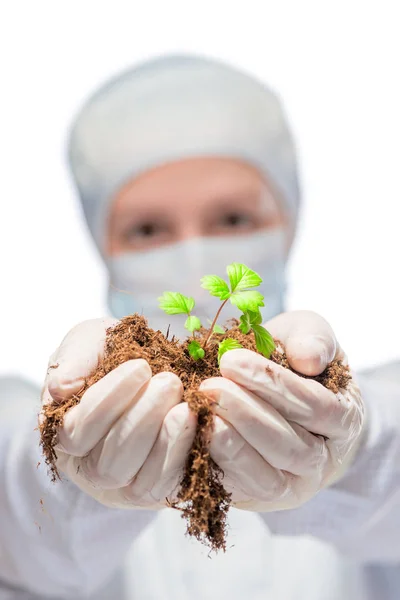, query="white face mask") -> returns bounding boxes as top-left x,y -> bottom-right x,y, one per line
107,228 -> 287,339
